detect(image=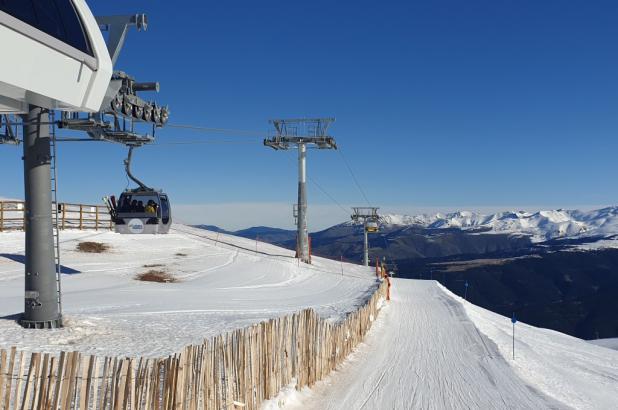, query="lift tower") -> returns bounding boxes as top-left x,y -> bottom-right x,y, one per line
265,118 -> 336,263
351,207 -> 380,267
20,107 -> 62,328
